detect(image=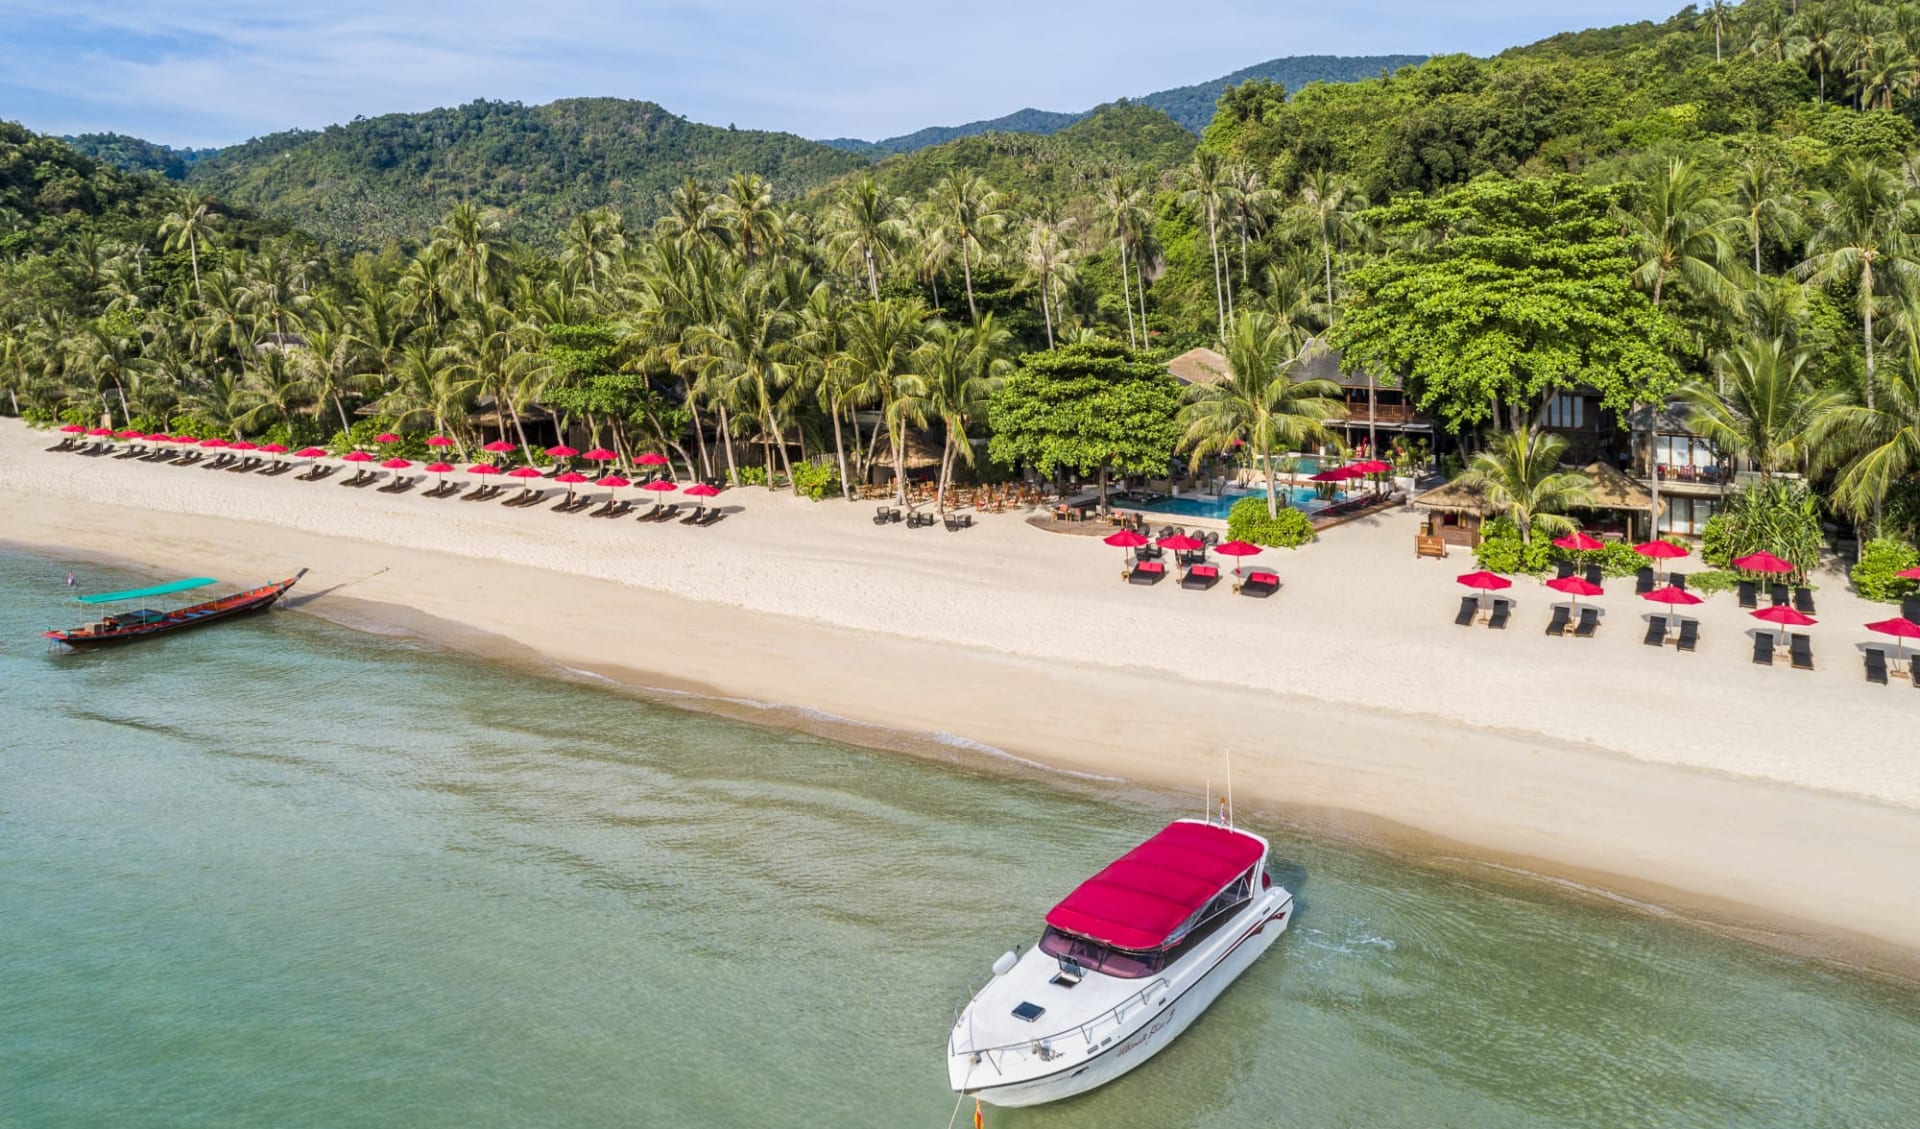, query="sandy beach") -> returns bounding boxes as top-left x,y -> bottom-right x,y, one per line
6,419 -> 1920,979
